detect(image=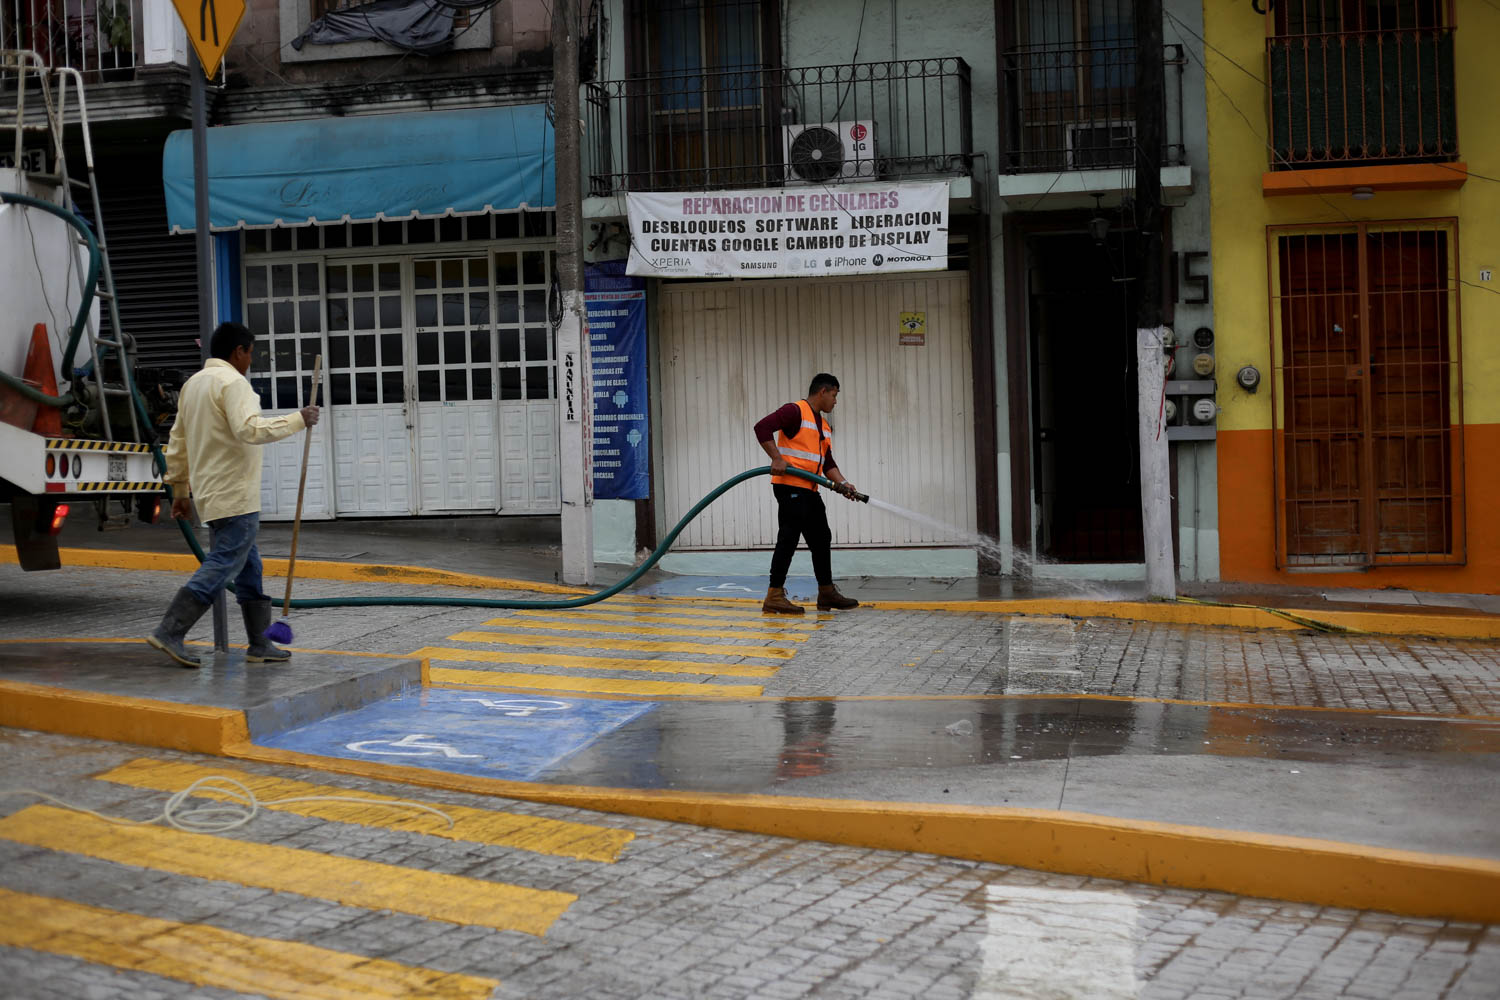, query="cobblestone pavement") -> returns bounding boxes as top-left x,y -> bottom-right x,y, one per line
0,729 -> 1495,1000
5,565 -> 1500,714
